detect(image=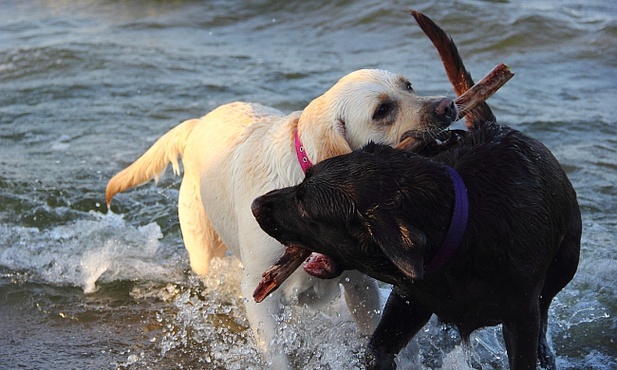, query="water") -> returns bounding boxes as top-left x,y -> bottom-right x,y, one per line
1,0 -> 615,369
